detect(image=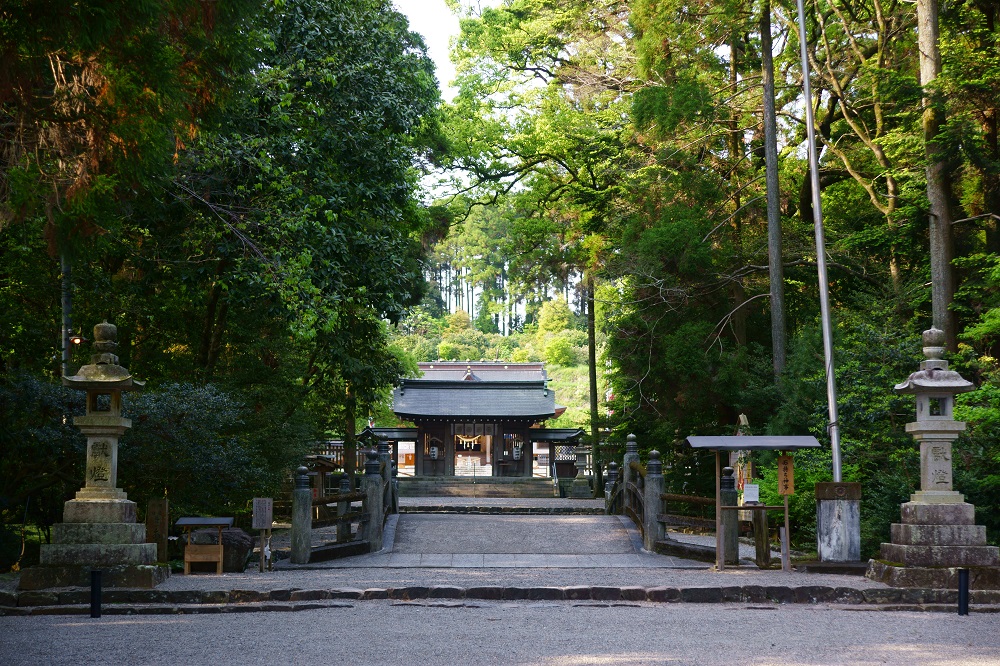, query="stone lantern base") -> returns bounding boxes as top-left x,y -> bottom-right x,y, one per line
866,500 -> 1000,589
18,493 -> 169,591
